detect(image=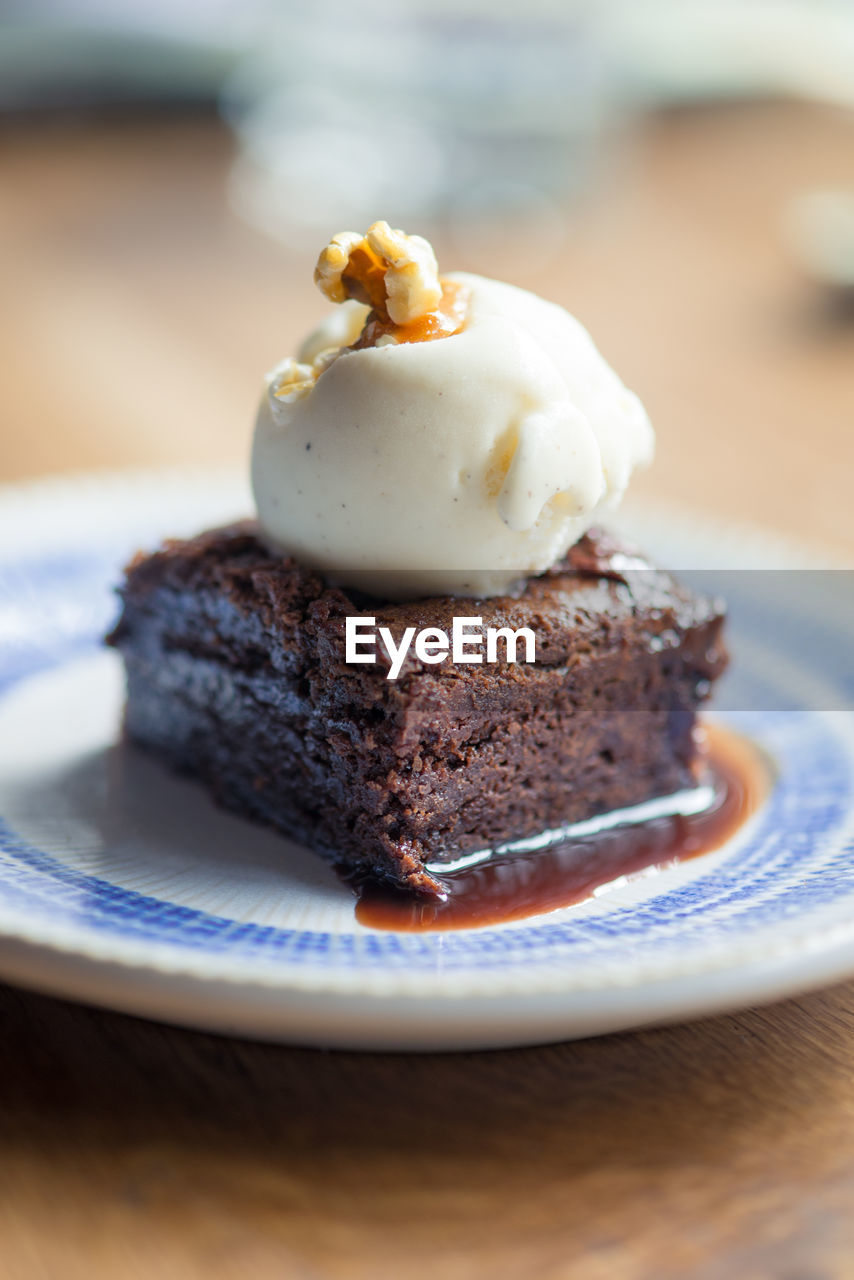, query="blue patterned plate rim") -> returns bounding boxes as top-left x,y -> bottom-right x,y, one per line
0,470 -> 853,1005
